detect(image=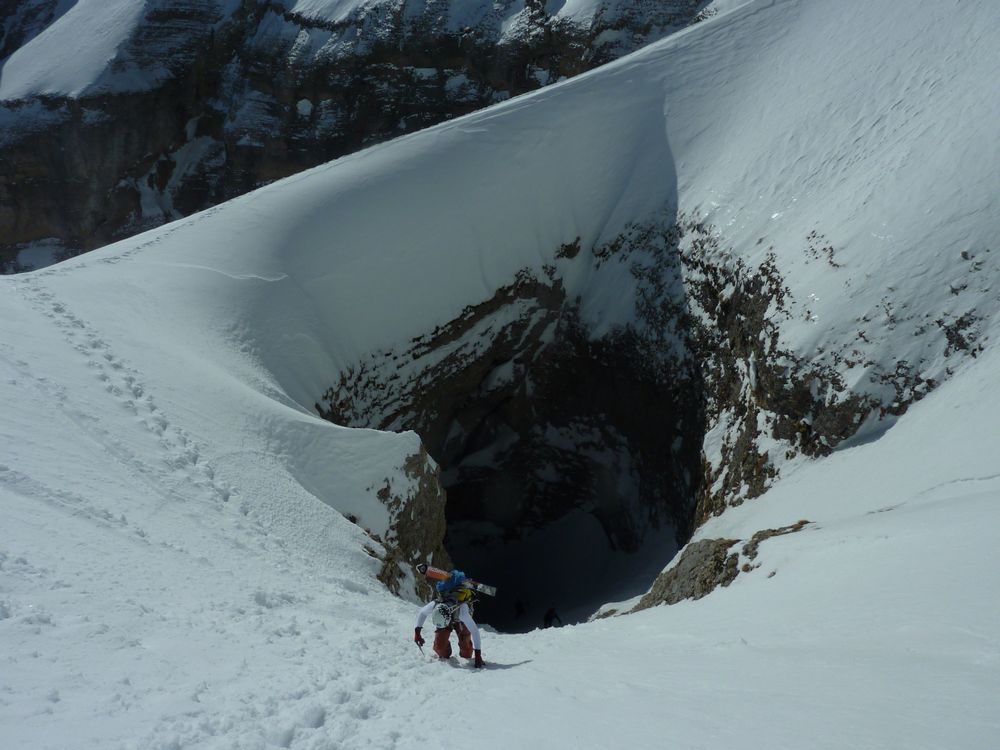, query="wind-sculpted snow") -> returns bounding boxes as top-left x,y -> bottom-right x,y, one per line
1,0 -> 1000,747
